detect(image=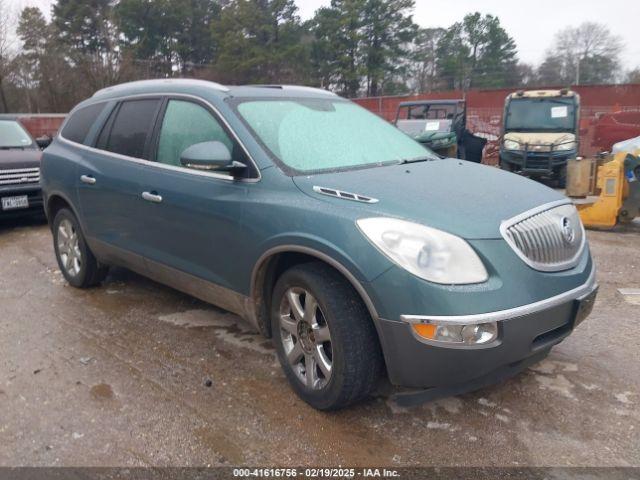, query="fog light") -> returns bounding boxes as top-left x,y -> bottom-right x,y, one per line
412,322 -> 498,345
